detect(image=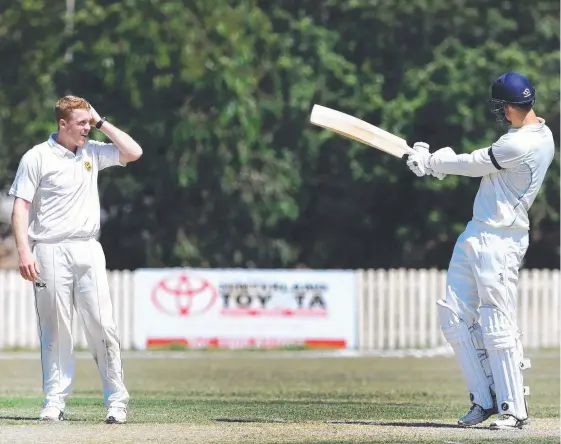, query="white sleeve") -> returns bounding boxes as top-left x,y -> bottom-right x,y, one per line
489,134 -> 528,169
428,134 -> 526,177
427,146 -> 498,177
89,140 -> 124,170
9,150 -> 40,202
